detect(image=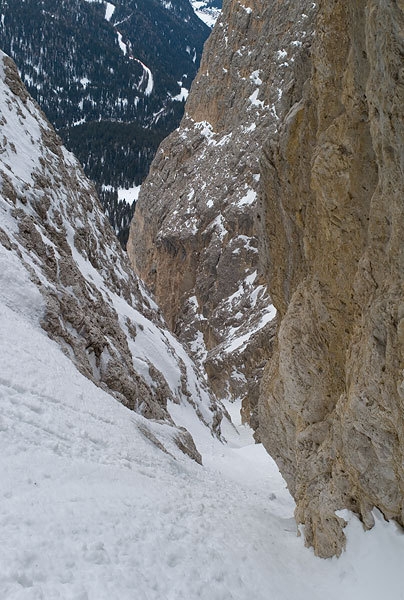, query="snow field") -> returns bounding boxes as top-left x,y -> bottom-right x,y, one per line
117,185 -> 141,206
190,0 -> 221,28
